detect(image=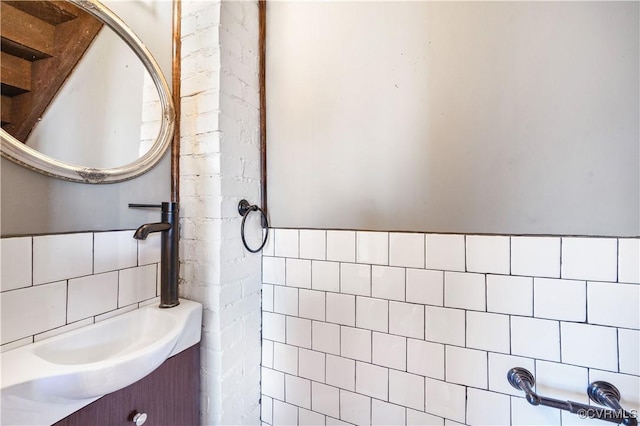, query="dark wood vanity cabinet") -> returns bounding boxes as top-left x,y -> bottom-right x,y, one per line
54,344 -> 200,426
